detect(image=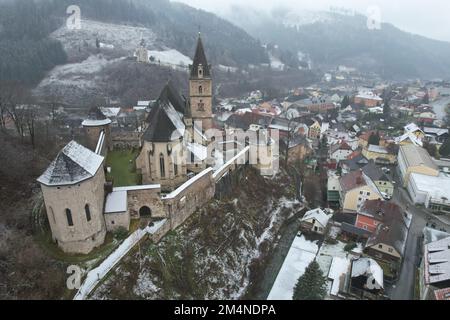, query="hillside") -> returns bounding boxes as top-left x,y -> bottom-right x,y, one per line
224,7 -> 450,80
